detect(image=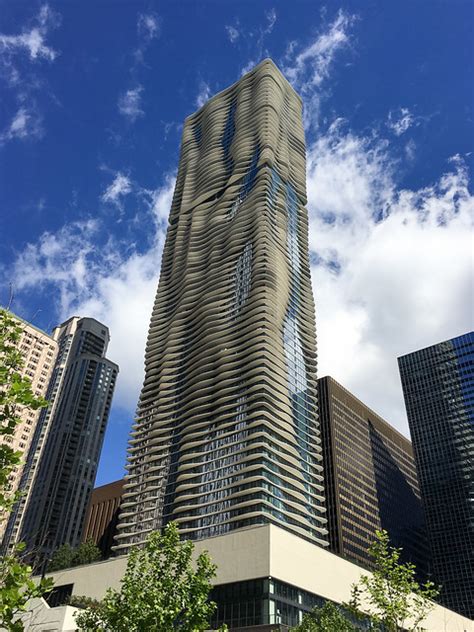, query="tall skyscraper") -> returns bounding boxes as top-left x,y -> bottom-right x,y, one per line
2,317 -> 118,561
0,312 -> 58,542
317,376 -> 428,575
398,332 -> 473,619
115,59 -> 328,552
